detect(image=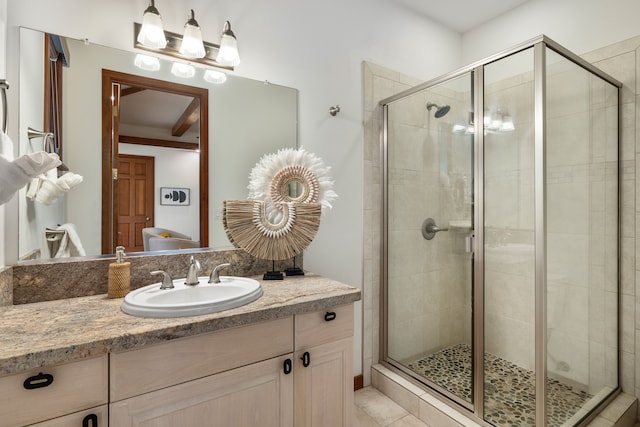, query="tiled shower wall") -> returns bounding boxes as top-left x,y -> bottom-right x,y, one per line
385,84 -> 472,363
363,33 -> 639,414
545,55 -> 620,392
483,56 -> 537,374
582,36 -> 640,409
